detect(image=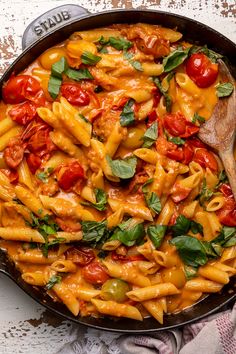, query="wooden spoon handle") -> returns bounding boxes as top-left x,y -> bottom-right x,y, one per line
219,149 -> 236,200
